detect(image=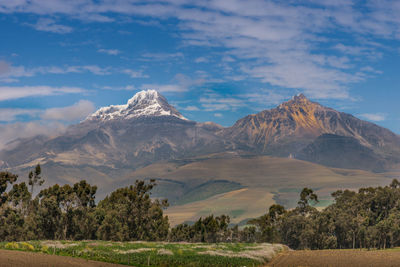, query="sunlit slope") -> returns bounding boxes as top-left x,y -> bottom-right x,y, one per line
166,188 -> 275,226
126,155 -> 391,189
221,94 -> 400,170
123,154 -> 396,225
